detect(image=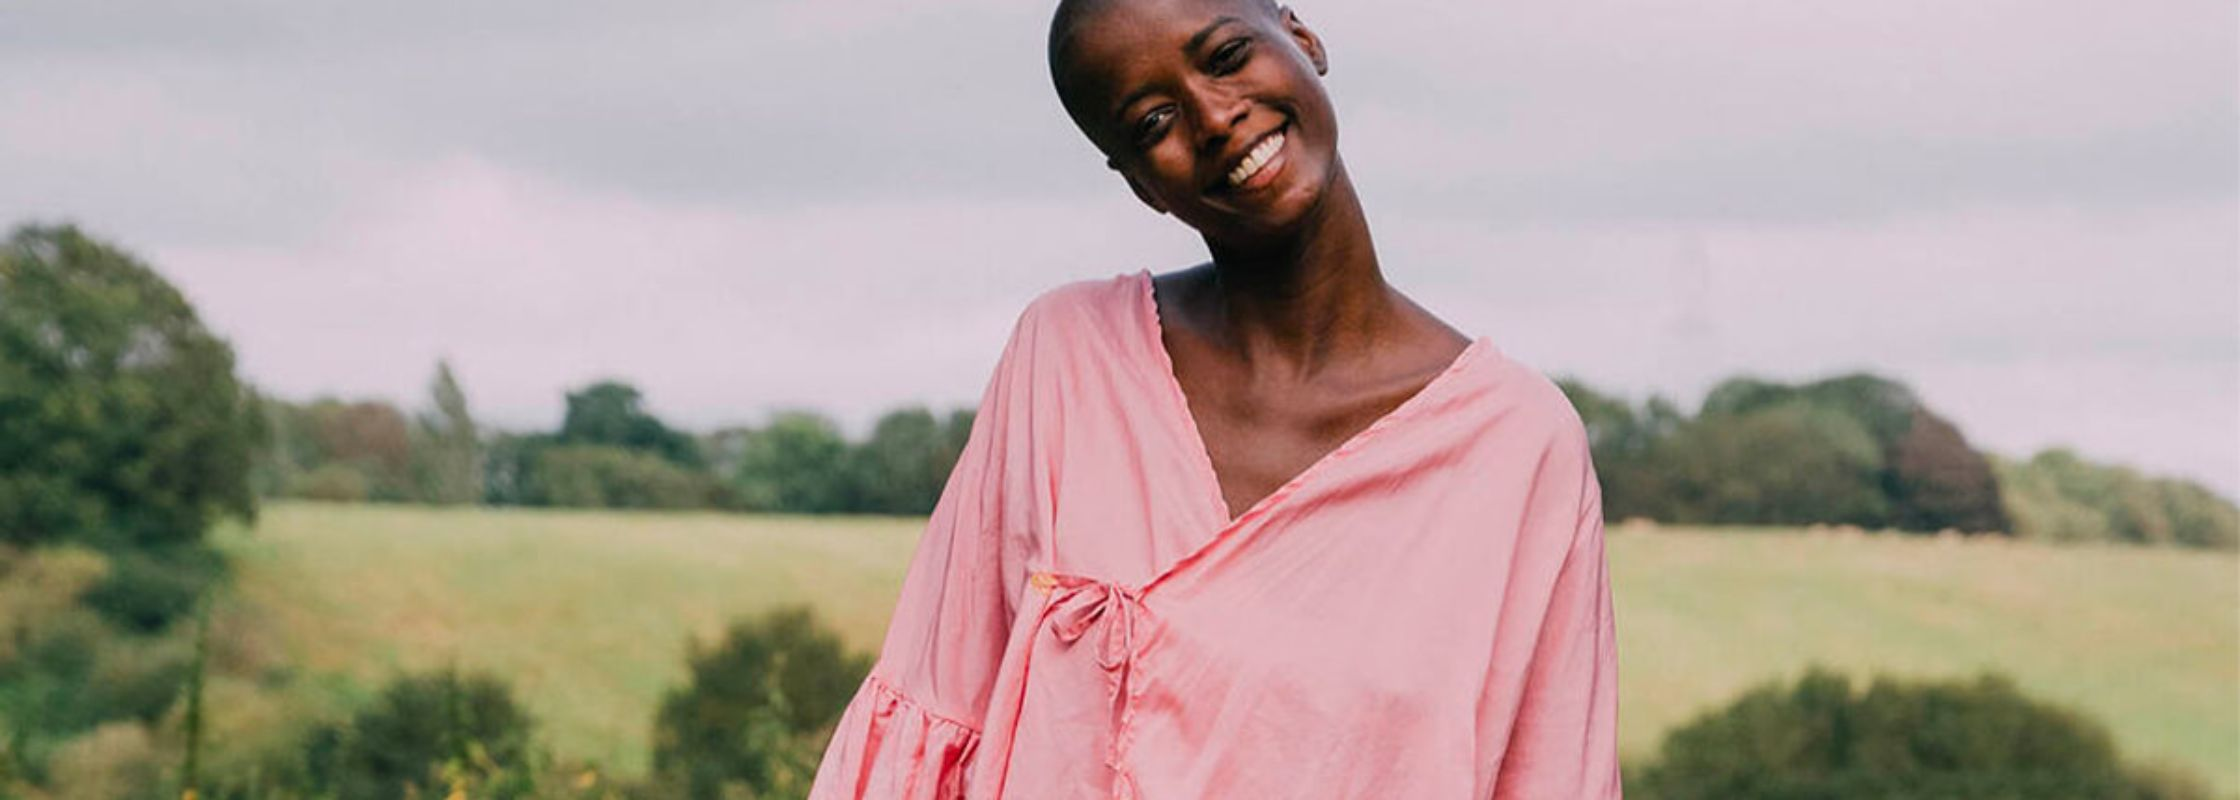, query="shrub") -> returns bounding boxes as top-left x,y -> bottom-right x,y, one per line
652,606 -> 872,799
1627,666 -> 2214,800
536,445 -> 723,509
1996,449 -> 2238,549
289,463 -> 371,503
298,666 -> 539,800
